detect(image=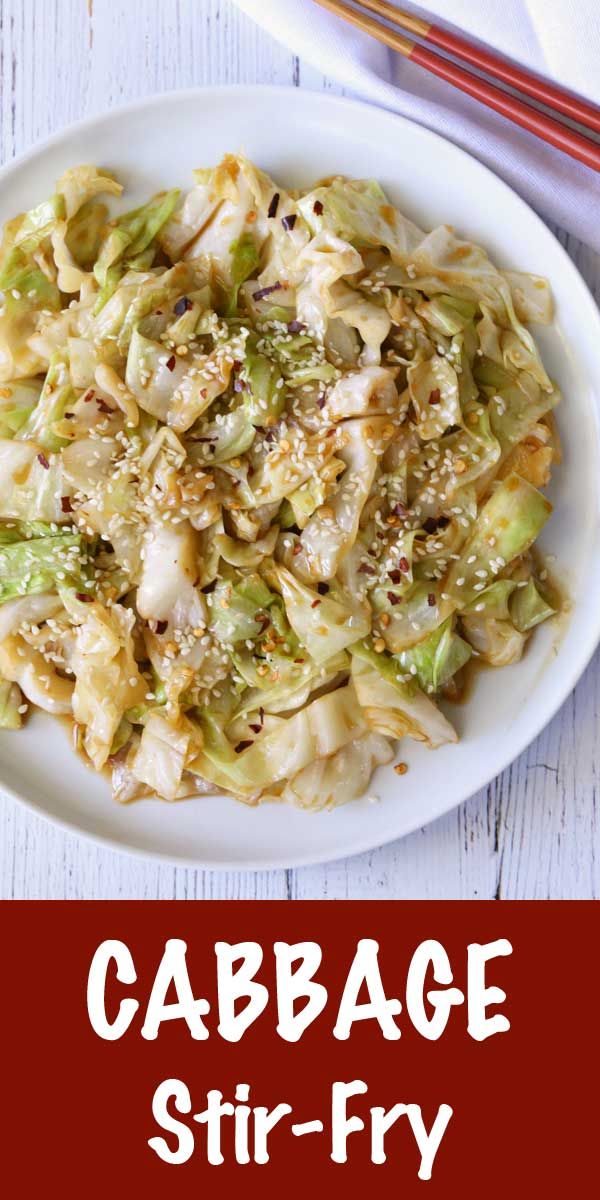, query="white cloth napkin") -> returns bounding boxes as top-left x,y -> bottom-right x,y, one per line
233,0 -> 600,252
